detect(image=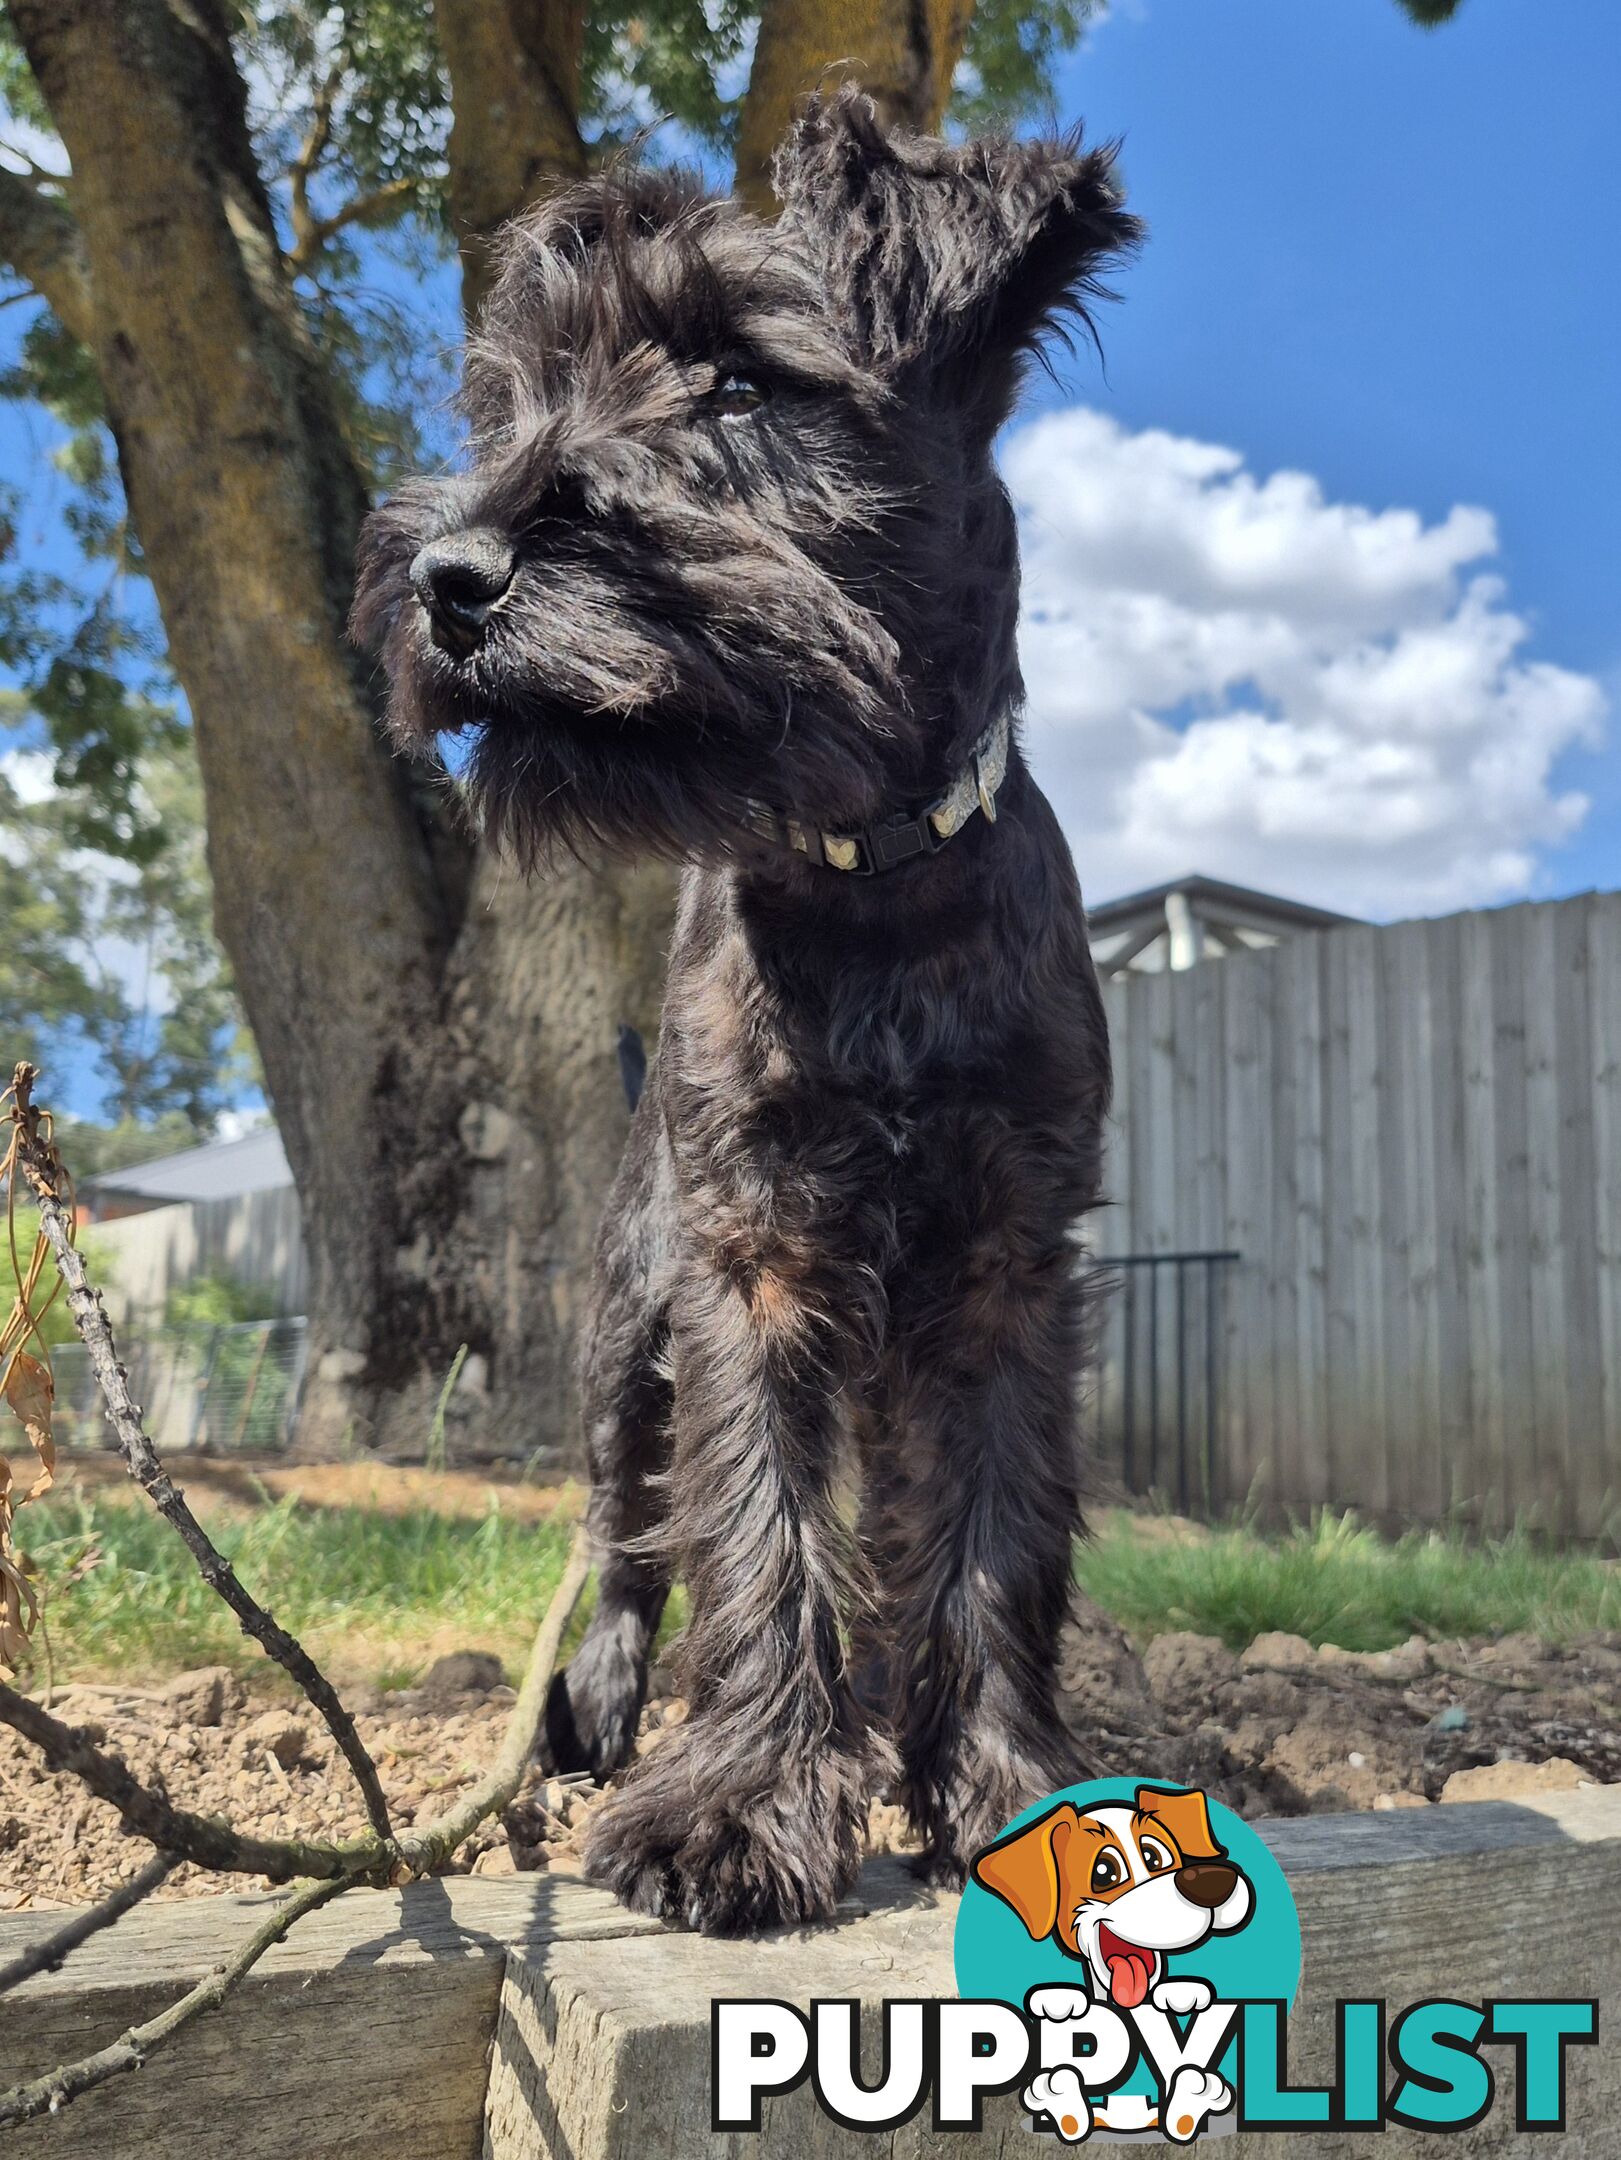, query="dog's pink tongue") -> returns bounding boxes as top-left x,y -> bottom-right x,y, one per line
1105,1947 -> 1153,2010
